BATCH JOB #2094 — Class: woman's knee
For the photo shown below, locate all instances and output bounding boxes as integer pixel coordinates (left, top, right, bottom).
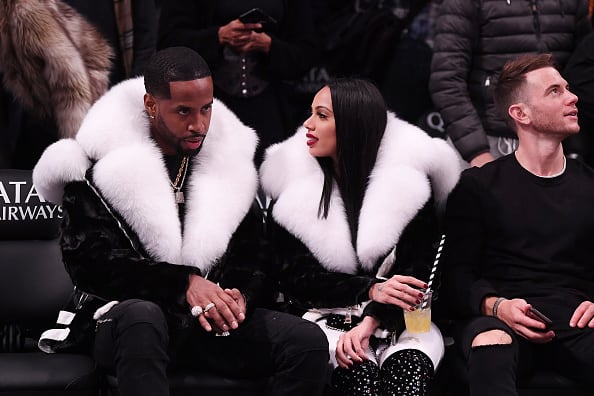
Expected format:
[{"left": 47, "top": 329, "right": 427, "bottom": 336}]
[
  {"left": 379, "top": 349, "right": 434, "bottom": 395},
  {"left": 471, "top": 329, "right": 512, "bottom": 347},
  {"left": 332, "top": 360, "right": 379, "bottom": 396}
]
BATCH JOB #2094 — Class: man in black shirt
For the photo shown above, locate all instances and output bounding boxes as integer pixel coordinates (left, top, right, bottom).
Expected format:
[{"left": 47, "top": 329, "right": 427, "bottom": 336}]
[{"left": 444, "top": 53, "right": 594, "bottom": 396}]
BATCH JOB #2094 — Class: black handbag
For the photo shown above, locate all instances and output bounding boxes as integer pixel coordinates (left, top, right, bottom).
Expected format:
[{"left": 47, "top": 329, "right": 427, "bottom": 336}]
[{"left": 324, "top": 313, "right": 362, "bottom": 332}]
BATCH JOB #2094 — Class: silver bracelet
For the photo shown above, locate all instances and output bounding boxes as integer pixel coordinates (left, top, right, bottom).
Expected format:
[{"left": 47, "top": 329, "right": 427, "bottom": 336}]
[{"left": 492, "top": 297, "right": 506, "bottom": 318}]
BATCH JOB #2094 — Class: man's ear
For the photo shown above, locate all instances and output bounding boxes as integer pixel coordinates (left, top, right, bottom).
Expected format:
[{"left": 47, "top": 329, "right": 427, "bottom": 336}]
[
  {"left": 144, "top": 93, "right": 157, "bottom": 118},
  {"left": 509, "top": 103, "right": 529, "bottom": 125}
]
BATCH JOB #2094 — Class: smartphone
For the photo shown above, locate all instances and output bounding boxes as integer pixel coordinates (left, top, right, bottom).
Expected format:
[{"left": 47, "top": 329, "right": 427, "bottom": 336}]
[
  {"left": 238, "top": 8, "right": 277, "bottom": 25},
  {"left": 528, "top": 307, "right": 553, "bottom": 329}
]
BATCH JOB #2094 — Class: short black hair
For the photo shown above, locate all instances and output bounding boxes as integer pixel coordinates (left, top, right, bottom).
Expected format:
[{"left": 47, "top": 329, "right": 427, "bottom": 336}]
[{"left": 144, "top": 47, "right": 211, "bottom": 99}]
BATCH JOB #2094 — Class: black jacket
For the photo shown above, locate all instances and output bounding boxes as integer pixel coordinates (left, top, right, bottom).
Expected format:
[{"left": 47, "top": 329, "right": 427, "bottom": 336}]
[
  {"left": 59, "top": 178, "right": 272, "bottom": 326},
  {"left": 259, "top": 114, "right": 462, "bottom": 330},
  {"left": 430, "top": 0, "right": 591, "bottom": 161},
  {"left": 33, "top": 78, "right": 271, "bottom": 332}
]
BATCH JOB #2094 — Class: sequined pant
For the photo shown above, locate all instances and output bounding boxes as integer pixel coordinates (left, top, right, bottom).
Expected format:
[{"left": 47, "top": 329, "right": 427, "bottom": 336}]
[{"left": 331, "top": 349, "right": 435, "bottom": 396}]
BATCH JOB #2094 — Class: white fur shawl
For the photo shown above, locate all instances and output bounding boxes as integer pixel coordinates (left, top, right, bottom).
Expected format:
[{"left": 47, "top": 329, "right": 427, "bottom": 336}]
[
  {"left": 259, "top": 114, "right": 461, "bottom": 274},
  {"left": 33, "top": 77, "right": 259, "bottom": 273}
]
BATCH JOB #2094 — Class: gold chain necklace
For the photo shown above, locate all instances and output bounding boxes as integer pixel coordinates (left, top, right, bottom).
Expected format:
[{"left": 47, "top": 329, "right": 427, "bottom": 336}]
[{"left": 171, "top": 156, "right": 189, "bottom": 204}]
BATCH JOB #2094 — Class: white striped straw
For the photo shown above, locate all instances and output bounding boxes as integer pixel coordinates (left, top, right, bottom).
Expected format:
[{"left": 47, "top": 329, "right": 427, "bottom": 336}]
[{"left": 421, "top": 234, "right": 446, "bottom": 309}]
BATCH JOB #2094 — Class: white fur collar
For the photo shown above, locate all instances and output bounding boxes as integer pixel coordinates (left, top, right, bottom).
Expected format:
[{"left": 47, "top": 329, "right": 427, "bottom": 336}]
[
  {"left": 260, "top": 113, "right": 461, "bottom": 274},
  {"left": 34, "top": 77, "right": 258, "bottom": 273}
]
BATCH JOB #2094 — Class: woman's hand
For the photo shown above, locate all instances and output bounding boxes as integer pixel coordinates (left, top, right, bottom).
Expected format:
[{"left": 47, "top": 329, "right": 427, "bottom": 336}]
[
  {"left": 335, "top": 316, "right": 379, "bottom": 368},
  {"left": 224, "top": 288, "right": 247, "bottom": 318},
  {"left": 369, "top": 275, "right": 427, "bottom": 310},
  {"left": 218, "top": 19, "right": 262, "bottom": 49}
]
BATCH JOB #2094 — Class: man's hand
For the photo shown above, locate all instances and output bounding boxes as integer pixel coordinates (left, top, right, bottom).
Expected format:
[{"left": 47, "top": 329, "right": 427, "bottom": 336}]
[
  {"left": 369, "top": 275, "right": 427, "bottom": 311},
  {"left": 335, "top": 316, "right": 379, "bottom": 368},
  {"left": 569, "top": 301, "right": 594, "bottom": 328},
  {"left": 186, "top": 274, "right": 245, "bottom": 333},
  {"left": 469, "top": 152, "right": 495, "bottom": 167},
  {"left": 496, "top": 298, "right": 555, "bottom": 343}
]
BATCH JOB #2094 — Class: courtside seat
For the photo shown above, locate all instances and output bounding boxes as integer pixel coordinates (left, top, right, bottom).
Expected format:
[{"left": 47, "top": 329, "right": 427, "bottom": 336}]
[
  {"left": 107, "top": 373, "right": 267, "bottom": 396},
  {"left": 517, "top": 371, "right": 590, "bottom": 396},
  {"left": 0, "top": 353, "right": 99, "bottom": 396},
  {"left": 0, "top": 169, "right": 102, "bottom": 395}
]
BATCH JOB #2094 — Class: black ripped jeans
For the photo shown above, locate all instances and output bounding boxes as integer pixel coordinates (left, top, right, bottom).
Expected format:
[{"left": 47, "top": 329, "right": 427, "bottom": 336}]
[
  {"left": 94, "top": 299, "right": 329, "bottom": 396},
  {"left": 459, "top": 314, "right": 594, "bottom": 396}
]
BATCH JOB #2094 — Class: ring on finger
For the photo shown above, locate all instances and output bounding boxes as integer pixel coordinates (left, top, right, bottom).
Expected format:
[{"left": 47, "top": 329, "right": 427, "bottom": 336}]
[
  {"left": 190, "top": 305, "right": 203, "bottom": 317},
  {"left": 204, "top": 302, "right": 216, "bottom": 313}
]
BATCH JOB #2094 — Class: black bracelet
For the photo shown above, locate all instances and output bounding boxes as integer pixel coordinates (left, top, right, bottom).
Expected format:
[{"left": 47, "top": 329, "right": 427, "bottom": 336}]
[{"left": 492, "top": 297, "right": 506, "bottom": 318}]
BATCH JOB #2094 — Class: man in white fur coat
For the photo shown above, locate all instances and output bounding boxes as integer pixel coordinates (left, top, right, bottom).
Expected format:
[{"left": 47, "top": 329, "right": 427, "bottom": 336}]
[{"left": 32, "top": 47, "right": 329, "bottom": 396}]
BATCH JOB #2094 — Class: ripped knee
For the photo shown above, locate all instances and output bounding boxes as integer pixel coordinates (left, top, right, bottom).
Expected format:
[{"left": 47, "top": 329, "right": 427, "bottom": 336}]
[{"left": 471, "top": 329, "right": 512, "bottom": 347}]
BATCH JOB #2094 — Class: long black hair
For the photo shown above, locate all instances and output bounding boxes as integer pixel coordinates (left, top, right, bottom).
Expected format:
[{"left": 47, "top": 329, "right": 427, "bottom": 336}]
[{"left": 317, "top": 78, "right": 387, "bottom": 247}]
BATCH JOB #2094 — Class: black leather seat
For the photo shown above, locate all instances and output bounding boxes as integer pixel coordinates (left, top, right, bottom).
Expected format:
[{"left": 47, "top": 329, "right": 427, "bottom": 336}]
[
  {"left": 0, "top": 169, "right": 102, "bottom": 395},
  {"left": 107, "top": 373, "right": 267, "bottom": 396}
]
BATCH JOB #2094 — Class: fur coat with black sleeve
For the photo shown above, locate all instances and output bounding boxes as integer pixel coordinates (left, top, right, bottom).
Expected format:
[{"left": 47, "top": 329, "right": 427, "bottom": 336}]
[
  {"left": 259, "top": 115, "right": 462, "bottom": 330},
  {"left": 33, "top": 77, "right": 272, "bottom": 329},
  {"left": 0, "top": 0, "right": 113, "bottom": 139}
]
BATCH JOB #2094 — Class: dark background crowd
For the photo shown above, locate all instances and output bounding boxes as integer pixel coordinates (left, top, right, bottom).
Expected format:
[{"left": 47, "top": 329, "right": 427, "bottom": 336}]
[{"left": 0, "top": 0, "right": 592, "bottom": 167}]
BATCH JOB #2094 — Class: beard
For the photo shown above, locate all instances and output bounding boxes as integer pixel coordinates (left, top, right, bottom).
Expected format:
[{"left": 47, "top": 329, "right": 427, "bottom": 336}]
[
  {"left": 530, "top": 109, "right": 580, "bottom": 138},
  {"left": 155, "top": 115, "right": 206, "bottom": 157}
]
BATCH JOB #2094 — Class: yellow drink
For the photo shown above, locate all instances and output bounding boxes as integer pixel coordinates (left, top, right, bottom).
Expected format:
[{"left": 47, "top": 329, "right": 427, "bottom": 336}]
[{"left": 403, "top": 308, "right": 431, "bottom": 333}]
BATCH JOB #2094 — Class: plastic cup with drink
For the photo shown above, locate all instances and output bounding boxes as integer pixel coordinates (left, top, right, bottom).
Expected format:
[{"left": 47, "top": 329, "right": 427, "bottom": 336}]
[
  {"left": 403, "top": 289, "right": 432, "bottom": 333},
  {"left": 403, "top": 234, "right": 444, "bottom": 334}
]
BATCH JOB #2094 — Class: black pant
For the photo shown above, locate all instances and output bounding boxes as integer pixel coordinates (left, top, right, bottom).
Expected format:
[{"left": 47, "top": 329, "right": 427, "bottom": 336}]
[
  {"left": 94, "top": 299, "right": 329, "bottom": 396},
  {"left": 459, "top": 314, "right": 594, "bottom": 396}
]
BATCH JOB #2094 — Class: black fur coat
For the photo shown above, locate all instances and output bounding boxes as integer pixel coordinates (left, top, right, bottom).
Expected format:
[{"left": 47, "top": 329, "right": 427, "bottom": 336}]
[
  {"left": 33, "top": 78, "right": 273, "bottom": 329},
  {"left": 260, "top": 115, "right": 462, "bottom": 330}
]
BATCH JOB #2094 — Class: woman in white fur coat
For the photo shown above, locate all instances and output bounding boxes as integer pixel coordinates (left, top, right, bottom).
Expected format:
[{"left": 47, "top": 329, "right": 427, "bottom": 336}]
[{"left": 259, "top": 79, "right": 462, "bottom": 395}]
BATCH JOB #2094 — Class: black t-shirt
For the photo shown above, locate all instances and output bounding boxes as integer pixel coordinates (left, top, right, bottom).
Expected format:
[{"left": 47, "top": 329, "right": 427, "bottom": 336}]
[{"left": 445, "top": 154, "right": 594, "bottom": 316}]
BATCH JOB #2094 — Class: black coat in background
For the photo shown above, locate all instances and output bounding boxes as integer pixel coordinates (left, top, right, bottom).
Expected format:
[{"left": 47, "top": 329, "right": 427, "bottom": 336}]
[
  {"left": 158, "top": 0, "right": 319, "bottom": 163},
  {"left": 430, "top": 0, "right": 591, "bottom": 162},
  {"left": 565, "top": 31, "right": 594, "bottom": 167}
]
